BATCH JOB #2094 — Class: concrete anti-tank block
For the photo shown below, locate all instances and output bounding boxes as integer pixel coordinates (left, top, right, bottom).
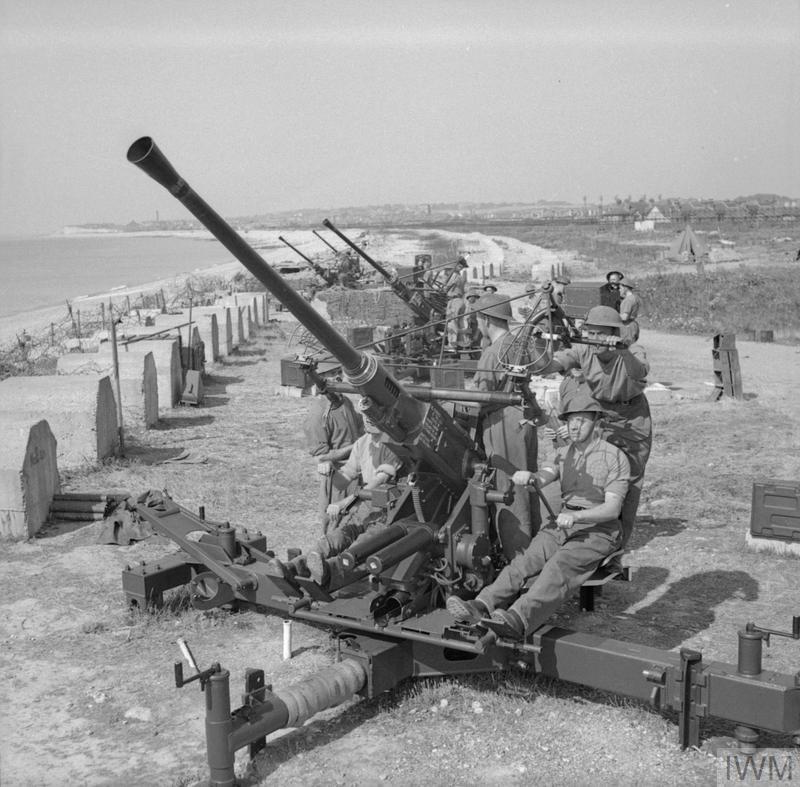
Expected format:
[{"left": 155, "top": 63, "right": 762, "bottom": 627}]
[
  {"left": 56, "top": 351, "right": 159, "bottom": 428},
  {"left": 0, "top": 417, "right": 60, "bottom": 539},
  {"left": 0, "top": 376, "right": 118, "bottom": 468}
]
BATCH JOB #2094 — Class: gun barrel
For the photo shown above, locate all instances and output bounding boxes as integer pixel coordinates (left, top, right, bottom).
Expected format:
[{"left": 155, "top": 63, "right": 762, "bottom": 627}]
[
  {"left": 365, "top": 525, "right": 436, "bottom": 575},
  {"left": 327, "top": 381, "right": 523, "bottom": 407},
  {"left": 279, "top": 236, "right": 335, "bottom": 285},
  {"left": 313, "top": 229, "right": 339, "bottom": 253},
  {"left": 126, "top": 137, "right": 406, "bottom": 426},
  {"left": 278, "top": 235, "right": 315, "bottom": 267},
  {"left": 340, "top": 523, "right": 409, "bottom": 569}
]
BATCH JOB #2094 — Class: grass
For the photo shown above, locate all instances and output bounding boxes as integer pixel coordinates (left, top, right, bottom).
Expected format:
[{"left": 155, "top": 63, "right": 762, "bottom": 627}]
[
  {"left": 637, "top": 266, "right": 800, "bottom": 337},
  {"left": 4, "top": 232, "right": 800, "bottom": 784}
]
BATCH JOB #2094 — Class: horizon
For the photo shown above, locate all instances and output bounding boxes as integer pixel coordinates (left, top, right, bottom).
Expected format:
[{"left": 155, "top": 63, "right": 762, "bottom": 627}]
[{"left": 1, "top": 1, "right": 798, "bottom": 236}]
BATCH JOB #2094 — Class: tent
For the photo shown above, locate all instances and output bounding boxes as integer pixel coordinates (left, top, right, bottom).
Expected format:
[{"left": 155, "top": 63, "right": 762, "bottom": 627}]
[{"left": 668, "top": 225, "right": 707, "bottom": 261}]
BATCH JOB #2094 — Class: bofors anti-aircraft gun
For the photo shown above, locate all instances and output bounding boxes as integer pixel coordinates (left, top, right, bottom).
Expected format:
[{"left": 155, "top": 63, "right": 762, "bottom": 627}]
[
  {"left": 125, "top": 137, "right": 800, "bottom": 787},
  {"left": 277, "top": 235, "right": 339, "bottom": 287}
]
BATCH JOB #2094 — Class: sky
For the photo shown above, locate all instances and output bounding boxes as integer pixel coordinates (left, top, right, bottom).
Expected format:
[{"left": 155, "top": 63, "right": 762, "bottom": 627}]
[{"left": 1, "top": 0, "right": 798, "bottom": 236}]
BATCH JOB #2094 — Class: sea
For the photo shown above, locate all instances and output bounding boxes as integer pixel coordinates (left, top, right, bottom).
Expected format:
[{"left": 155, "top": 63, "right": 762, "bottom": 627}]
[{"left": 0, "top": 234, "right": 243, "bottom": 319}]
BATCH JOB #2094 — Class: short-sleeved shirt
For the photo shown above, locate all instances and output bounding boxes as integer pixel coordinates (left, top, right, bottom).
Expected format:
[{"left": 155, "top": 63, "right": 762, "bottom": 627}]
[
  {"left": 304, "top": 396, "right": 363, "bottom": 458},
  {"left": 619, "top": 292, "right": 640, "bottom": 322},
  {"left": 552, "top": 343, "right": 649, "bottom": 404},
  {"left": 552, "top": 437, "right": 631, "bottom": 509},
  {"left": 339, "top": 433, "right": 402, "bottom": 485}
]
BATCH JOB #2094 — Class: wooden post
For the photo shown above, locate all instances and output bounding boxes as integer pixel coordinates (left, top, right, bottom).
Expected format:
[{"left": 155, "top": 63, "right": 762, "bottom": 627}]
[
  {"left": 100, "top": 301, "right": 106, "bottom": 332},
  {"left": 187, "top": 299, "right": 194, "bottom": 371},
  {"left": 160, "top": 288, "right": 167, "bottom": 313},
  {"left": 126, "top": 295, "right": 131, "bottom": 315},
  {"left": 109, "top": 316, "right": 125, "bottom": 456},
  {"left": 50, "top": 323, "right": 56, "bottom": 346},
  {"left": 75, "top": 310, "right": 82, "bottom": 340}
]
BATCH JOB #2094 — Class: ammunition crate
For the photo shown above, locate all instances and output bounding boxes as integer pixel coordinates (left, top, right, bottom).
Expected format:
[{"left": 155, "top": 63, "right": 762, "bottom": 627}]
[
  {"left": 280, "top": 356, "right": 311, "bottom": 389},
  {"left": 347, "top": 326, "right": 375, "bottom": 347},
  {"left": 280, "top": 356, "right": 340, "bottom": 389},
  {"left": 750, "top": 481, "right": 800, "bottom": 541},
  {"left": 431, "top": 363, "right": 464, "bottom": 388},
  {"left": 562, "top": 283, "right": 605, "bottom": 320}
]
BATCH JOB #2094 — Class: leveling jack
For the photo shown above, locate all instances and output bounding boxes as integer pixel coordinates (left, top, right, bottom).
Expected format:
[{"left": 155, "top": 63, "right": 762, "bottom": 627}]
[{"left": 174, "top": 637, "right": 371, "bottom": 787}]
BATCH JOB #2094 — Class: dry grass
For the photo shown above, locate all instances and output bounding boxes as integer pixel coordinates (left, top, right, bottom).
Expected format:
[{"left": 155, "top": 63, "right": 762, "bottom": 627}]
[{"left": 2, "top": 315, "right": 800, "bottom": 785}]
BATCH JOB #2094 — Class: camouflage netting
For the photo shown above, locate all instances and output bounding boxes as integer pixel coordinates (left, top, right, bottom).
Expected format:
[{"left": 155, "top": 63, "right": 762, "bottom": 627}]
[{"left": 319, "top": 288, "right": 415, "bottom": 327}]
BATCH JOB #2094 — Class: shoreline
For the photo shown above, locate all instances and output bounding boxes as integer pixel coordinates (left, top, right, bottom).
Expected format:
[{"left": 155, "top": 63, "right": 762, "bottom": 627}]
[
  {"left": 0, "top": 226, "right": 577, "bottom": 347},
  {"left": 0, "top": 257, "right": 244, "bottom": 347}
]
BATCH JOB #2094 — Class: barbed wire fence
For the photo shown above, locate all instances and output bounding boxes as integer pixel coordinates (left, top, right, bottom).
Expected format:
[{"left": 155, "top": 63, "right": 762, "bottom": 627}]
[{"left": 0, "top": 270, "right": 266, "bottom": 381}]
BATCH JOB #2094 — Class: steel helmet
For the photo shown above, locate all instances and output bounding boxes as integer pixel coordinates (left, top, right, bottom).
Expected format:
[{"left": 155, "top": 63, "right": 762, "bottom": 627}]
[
  {"left": 585, "top": 305, "right": 624, "bottom": 328},
  {"left": 476, "top": 293, "right": 512, "bottom": 321},
  {"left": 558, "top": 387, "right": 606, "bottom": 420}
]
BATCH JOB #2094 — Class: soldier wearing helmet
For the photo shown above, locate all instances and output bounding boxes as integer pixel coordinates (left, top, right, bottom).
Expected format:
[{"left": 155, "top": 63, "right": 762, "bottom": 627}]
[
  {"left": 532, "top": 303, "right": 651, "bottom": 548},
  {"left": 446, "top": 384, "right": 631, "bottom": 641},
  {"left": 472, "top": 293, "right": 540, "bottom": 553},
  {"left": 600, "top": 270, "right": 624, "bottom": 311}
]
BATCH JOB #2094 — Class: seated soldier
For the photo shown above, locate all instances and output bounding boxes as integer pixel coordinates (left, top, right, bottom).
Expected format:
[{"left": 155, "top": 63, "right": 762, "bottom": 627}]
[
  {"left": 446, "top": 385, "right": 630, "bottom": 641},
  {"left": 272, "top": 405, "right": 403, "bottom": 587}
]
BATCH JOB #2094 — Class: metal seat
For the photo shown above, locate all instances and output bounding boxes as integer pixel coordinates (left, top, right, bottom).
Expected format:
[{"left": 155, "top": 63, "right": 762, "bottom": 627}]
[{"left": 579, "top": 549, "right": 630, "bottom": 612}]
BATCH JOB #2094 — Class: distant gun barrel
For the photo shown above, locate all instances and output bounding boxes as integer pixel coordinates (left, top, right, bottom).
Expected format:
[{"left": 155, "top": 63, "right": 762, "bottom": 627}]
[
  {"left": 278, "top": 235, "right": 337, "bottom": 286},
  {"left": 313, "top": 229, "right": 339, "bottom": 254},
  {"left": 322, "top": 219, "right": 439, "bottom": 321}
]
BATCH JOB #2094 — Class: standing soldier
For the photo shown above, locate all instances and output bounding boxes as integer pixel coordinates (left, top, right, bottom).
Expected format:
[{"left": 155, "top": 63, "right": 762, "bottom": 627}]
[
  {"left": 473, "top": 293, "right": 540, "bottom": 554},
  {"left": 303, "top": 389, "right": 364, "bottom": 533},
  {"left": 464, "top": 287, "right": 482, "bottom": 351},
  {"left": 444, "top": 258, "right": 468, "bottom": 351},
  {"left": 618, "top": 280, "right": 641, "bottom": 344},
  {"left": 599, "top": 270, "right": 624, "bottom": 311}
]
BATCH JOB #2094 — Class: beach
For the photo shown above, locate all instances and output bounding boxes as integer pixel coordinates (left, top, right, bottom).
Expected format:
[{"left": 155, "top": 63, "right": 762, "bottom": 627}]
[{"left": 0, "top": 227, "right": 577, "bottom": 347}]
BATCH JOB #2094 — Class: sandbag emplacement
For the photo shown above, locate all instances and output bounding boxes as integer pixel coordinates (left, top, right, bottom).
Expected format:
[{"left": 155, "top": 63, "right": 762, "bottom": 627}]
[
  {"left": 0, "top": 375, "right": 119, "bottom": 468},
  {"left": 0, "top": 417, "right": 60, "bottom": 539},
  {"left": 56, "top": 350, "right": 159, "bottom": 428}
]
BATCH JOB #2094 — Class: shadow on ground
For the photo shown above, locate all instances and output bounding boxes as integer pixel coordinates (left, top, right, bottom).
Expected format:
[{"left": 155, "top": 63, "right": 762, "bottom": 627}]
[{"left": 624, "top": 569, "right": 759, "bottom": 649}]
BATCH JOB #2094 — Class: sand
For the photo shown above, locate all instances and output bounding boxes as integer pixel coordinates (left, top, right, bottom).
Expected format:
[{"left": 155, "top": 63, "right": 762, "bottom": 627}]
[{"left": 1, "top": 227, "right": 577, "bottom": 348}]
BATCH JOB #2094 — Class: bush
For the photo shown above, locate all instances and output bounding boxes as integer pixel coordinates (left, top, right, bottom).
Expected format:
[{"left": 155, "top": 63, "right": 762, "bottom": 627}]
[{"left": 638, "top": 266, "right": 800, "bottom": 337}]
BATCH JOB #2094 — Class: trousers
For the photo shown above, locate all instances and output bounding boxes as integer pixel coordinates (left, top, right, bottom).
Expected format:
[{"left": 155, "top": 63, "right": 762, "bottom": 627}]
[{"left": 476, "top": 520, "right": 620, "bottom": 634}]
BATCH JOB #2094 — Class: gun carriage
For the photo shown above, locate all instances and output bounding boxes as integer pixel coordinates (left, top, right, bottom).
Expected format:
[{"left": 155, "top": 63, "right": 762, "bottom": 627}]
[{"left": 125, "top": 137, "right": 800, "bottom": 787}]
